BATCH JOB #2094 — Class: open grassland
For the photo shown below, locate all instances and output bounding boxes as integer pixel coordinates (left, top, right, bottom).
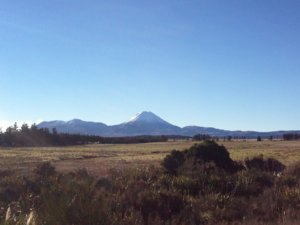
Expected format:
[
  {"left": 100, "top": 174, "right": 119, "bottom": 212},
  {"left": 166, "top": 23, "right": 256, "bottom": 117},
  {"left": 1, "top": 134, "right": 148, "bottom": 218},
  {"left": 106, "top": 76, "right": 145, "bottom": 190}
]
[
  {"left": 3, "top": 140, "right": 300, "bottom": 224},
  {"left": 222, "top": 139, "right": 300, "bottom": 164},
  {"left": 0, "top": 141, "right": 195, "bottom": 176},
  {"left": 1, "top": 139, "right": 300, "bottom": 175}
]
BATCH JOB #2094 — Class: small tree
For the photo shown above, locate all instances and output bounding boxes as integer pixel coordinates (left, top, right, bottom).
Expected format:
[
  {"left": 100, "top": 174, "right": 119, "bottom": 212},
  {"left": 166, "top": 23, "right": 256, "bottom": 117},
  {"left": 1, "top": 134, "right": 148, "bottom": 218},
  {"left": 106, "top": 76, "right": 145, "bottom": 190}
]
[
  {"left": 227, "top": 136, "right": 232, "bottom": 141},
  {"left": 4, "top": 126, "right": 14, "bottom": 146},
  {"left": 269, "top": 135, "right": 273, "bottom": 141},
  {"left": 257, "top": 136, "right": 262, "bottom": 141}
]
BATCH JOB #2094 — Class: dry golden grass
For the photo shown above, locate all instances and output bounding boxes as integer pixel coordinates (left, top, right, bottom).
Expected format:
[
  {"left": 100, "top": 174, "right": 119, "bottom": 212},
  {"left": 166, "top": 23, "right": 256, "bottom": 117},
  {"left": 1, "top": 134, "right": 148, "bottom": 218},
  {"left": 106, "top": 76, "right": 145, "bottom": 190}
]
[
  {"left": 222, "top": 139, "right": 300, "bottom": 165},
  {"left": 0, "top": 141, "right": 195, "bottom": 176},
  {"left": 1, "top": 139, "right": 300, "bottom": 175}
]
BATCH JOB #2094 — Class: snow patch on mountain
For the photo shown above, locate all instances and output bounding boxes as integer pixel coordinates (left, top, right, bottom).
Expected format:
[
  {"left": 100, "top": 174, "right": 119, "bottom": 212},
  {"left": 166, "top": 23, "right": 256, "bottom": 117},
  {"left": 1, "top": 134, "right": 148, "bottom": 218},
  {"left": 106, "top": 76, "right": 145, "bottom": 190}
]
[{"left": 124, "top": 111, "right": 171, "bottom": 125}]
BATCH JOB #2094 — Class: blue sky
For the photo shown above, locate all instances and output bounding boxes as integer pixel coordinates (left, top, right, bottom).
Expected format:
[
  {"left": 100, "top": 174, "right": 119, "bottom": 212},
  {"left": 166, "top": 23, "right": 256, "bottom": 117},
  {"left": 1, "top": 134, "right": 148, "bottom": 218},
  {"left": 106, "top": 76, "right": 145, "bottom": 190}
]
[{"left": 1, "top": 0, "right": 300, "bottom": 132}]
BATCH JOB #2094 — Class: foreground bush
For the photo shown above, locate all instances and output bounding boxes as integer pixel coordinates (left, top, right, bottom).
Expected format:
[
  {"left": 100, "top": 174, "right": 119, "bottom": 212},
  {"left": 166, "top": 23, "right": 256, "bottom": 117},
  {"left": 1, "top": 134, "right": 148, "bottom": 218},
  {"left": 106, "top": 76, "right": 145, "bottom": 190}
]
[
  {"left": 161, "top": 140, "right": 245, "bottom": 174},
  {"left": 161, "top": 150, "right": 185, "bottom": 175},
  {"left": 1, "top": 142, "right": 300, "bottom": 224},
  {"left": 245, "top": 154, "right": 285, "bottom": 173}
]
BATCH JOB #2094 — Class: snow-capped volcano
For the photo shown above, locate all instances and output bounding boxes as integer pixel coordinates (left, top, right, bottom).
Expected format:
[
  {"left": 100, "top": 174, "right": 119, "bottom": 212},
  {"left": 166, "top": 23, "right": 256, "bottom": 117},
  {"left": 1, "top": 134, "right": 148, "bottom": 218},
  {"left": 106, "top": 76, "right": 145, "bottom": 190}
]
[
  {"left": 124, "top": 111, "right": 171, "bottom": 125},
  {"left": 37, "top": 111, "right": 299, "bottom": 137},
  {"left": 37, "top": 111, "right": 181, "bottom": 136}
]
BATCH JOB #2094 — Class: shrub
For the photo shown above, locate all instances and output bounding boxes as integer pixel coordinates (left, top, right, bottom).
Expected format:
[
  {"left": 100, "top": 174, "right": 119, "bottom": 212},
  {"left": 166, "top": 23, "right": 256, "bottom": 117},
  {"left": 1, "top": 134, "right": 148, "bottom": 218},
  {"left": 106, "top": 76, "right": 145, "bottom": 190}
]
[
  {"left": 279, "top": 175, "right": 298, "bottom": 188},
  {"left": 161, "top": 150, "right": 185, "bottom": 175},
  {"left": 255, "top": 172, "right": 274, "bottom": 188},
  {"left": 233, "top": 170, "right": 264, "bottom": 197},
  {"left": 186, "top": 140, "right": 235, "bottom": 172},
  {"left": 245, "top": 155, "right": 265, "bottom": 171},
  {"left": 245, "top": 155, "right": 285, "bottom": 173},
  {"left": 265, "top": 157, "right": 285, "bottom": 173},
  {"left": 33, "top": 162, "right": 56, "bottom": 178},
  {"left": 221, "top": 197, "right": 249, "bottom": 222},
  {"left": 289, "top": 162, "right": 300, "bottom": 178},
  {"left": 135, "top": 190, "right": 184, "bottom": 222},
  {"left": 95, "top": 178, "right": 111, "bottom": 190}
]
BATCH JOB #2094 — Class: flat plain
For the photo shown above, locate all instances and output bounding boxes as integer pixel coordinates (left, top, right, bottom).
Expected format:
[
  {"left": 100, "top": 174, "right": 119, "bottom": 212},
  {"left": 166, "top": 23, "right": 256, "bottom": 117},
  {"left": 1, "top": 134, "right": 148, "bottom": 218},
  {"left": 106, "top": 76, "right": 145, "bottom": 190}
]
[{"left": 1, "top": 139, "right": 300, "bottom": 176}]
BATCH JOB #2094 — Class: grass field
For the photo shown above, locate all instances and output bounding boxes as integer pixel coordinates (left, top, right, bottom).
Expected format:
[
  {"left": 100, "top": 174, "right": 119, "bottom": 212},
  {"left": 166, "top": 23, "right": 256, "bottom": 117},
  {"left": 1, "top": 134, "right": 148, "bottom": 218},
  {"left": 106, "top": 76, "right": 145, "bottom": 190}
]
[
  {"left": 1, "top": 139, "right": 300, "bottom": 176},
  {"left": 2, "top": 139, "right": 300, "bottom": 224}
]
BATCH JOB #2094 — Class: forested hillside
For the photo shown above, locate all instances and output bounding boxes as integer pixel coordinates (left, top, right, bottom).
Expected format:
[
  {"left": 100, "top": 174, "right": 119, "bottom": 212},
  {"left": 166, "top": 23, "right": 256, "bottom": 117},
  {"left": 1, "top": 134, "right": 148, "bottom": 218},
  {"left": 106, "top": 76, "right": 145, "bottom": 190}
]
[{"left": 0, "top": 123, "right": 168, "bottom": 146}]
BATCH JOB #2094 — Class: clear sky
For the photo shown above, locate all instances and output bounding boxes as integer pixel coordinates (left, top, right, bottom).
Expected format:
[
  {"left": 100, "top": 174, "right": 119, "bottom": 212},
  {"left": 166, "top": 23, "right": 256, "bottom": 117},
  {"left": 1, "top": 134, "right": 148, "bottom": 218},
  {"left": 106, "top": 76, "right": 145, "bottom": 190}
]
[{"left": 1, "top": 0, "right": 300, "bottom": 132}]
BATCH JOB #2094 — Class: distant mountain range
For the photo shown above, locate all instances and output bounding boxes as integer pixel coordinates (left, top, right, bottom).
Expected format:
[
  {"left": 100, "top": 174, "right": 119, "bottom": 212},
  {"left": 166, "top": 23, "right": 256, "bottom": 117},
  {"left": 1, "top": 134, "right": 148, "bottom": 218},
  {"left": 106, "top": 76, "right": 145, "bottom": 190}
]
[{"left": 37, "top": 111, "right": 300, "bottom": 138}]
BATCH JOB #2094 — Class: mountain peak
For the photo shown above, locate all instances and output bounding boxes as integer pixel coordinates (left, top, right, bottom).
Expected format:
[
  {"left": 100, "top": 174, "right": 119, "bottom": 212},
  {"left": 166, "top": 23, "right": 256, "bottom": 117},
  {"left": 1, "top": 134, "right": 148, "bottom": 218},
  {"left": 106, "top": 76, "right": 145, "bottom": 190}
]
[
  {"left": 67, "top": 118, "right": 83, "bottom": 123},
  {"left": 124, "top": 111, "right": 171, "bottom": 125}
]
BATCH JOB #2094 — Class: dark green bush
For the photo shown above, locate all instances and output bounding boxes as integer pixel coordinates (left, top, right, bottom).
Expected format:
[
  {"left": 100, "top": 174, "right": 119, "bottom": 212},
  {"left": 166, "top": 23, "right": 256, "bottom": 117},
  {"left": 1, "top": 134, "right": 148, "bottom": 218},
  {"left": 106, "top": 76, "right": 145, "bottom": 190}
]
[
  {"left": 265, "top": 157, "right": 285, "bottom": 172},
  {"left": 245, "top": 155, "right": 285, "bottom": 173},
  {"left": 186, "top": 140, "right": 243, "bottom": 173},
  {"left": 245, "top": 154, "right": 265, "bottom": 171},
  {"left": 161, "top": 150, "right": 185, "bottom": 175}
]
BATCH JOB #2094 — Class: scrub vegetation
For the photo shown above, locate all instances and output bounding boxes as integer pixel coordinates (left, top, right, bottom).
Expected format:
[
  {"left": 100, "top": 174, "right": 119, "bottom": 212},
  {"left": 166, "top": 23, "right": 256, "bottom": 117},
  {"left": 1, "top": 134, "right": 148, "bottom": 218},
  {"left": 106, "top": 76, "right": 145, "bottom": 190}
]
[{"left": 1, "top": 140, "right": 300, "bottom": 224}]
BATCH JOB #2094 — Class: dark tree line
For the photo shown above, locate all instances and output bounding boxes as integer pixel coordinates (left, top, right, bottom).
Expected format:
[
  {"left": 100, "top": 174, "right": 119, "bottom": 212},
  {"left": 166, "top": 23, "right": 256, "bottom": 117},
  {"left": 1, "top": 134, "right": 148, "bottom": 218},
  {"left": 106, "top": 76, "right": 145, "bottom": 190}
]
[
  {"left": 282, "top": 133, "right": 300, "bottom": 141},
  {"left": 166, "top": 135, "right": 190, "bottom": 140},
  {"left": 232, "top": 136, "right": 246, "bottom": 139},
  {"left": 193, "top": 134, "right": 212, "bottom": 141},
  {"left": 0, "top": 123, "right": 168, "bottom": 147},
  {"left": 193, "top": 134, "right": 219, "bottom": 141}
]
